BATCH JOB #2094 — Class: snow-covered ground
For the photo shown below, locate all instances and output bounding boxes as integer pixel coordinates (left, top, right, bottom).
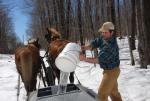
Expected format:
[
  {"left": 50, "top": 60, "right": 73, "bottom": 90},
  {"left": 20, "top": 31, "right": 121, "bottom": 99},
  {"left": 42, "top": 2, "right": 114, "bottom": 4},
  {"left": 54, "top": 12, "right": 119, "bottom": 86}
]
[{"left": 1, "top": 37, "right": 150, "bottom": 101}]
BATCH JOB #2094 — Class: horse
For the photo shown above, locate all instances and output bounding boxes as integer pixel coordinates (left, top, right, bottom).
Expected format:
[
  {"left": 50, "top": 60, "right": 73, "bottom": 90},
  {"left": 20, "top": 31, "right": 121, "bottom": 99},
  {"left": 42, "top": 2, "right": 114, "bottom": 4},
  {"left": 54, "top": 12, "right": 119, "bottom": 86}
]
[
  {"left": 45, "top": 28, "right": 74, "bottom": 84},
  {"left": 15, "top": 38, "right": 41, "bottom": 95}
]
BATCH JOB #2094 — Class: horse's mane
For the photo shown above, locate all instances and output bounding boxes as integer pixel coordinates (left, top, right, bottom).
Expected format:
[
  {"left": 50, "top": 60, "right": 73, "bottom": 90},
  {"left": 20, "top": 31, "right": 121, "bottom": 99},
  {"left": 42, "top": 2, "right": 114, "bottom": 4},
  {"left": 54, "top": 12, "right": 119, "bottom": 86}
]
[
  {"left": 27, "top": 38, "right": 41, "bottom": 49},
  {"left": 45, "top": 27, "right": 61, "bottom": 42}
]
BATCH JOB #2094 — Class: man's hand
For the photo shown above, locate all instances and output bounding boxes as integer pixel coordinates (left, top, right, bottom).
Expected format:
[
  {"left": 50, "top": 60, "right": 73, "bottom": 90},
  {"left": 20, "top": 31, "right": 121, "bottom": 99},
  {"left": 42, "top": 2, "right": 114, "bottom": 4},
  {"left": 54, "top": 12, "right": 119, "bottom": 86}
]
[
  {"left": 79, "top": 53, "right": 98, "bottom": 64},
  {"left": 79, "top": 53, "right": 86, "bottom": 61},
  {"left": 81, "top": 44, "right": 93, "bottom": 51}
]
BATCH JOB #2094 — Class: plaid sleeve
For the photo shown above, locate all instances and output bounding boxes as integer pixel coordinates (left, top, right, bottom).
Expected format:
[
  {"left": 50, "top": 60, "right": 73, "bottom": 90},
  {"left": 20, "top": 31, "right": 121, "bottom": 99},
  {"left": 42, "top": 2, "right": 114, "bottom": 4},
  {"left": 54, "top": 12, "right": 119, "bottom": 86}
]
[{"left": 90, "top": 37, "right": 102, "bottom": 49}]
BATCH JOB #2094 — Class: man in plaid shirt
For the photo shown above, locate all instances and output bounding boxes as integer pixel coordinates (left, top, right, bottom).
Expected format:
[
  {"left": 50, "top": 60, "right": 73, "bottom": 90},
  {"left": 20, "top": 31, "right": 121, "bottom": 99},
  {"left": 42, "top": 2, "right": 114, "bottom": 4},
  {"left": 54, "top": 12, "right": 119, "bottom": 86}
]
[{"left": 80, "top": 22, "right": 122, "bottom": 101}]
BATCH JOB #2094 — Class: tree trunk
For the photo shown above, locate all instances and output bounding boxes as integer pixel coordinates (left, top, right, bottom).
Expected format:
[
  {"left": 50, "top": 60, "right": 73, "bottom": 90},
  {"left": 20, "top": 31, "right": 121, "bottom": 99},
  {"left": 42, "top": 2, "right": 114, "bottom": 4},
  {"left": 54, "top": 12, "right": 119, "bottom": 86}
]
[
  {"left": 135, "top": 0, "right": 146, "bottom": 68},
  {"left": 117, "top": 0, "right": 122, "bottom": 38},
  {"left": 143, "top": 0, "right": 150, "bottom": 66},
  {"left": 130, "top": 0, "right": 136, "bottom": 51},
  {"left": 56, "top": 0, "right": 66, "bottom": 39},
  {"left": 124, "top": 0, "right": 135, "bottom": 66}
]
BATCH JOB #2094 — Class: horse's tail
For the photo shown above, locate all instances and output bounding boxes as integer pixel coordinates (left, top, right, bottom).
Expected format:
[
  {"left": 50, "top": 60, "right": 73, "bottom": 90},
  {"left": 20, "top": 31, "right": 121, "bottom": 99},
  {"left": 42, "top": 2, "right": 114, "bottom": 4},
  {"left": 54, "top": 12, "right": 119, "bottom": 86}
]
[{"left": 20, "top": 50, "right": 33, "bottom": 93}]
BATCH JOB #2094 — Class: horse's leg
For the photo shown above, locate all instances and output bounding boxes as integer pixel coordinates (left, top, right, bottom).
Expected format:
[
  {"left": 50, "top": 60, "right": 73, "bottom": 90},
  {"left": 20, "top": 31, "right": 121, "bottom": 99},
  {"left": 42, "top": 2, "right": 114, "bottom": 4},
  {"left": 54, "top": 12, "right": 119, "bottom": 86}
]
[
  {"left": 31, "top": 72, "right": 37, "bottom": 91},
  {"left": 51, "top": 60, "right": 60, "bottom": 84},
  {"left": 17, "top": 74, "right": 20, "bottom": 101},
  {"left": 20, "top": 51, "right": 33, "bottom": 93},
  {"left": 69, "top": 72, "right": 74, "bottom": 84},
  {"left": 26, "top": 95, "right": 29, "bottom": 101},
  {"left": 47, "top": 66, "right": 56, "bottom": 86},
  {"left": 55, "top": 68, "right": 60, "bottom": 84}
]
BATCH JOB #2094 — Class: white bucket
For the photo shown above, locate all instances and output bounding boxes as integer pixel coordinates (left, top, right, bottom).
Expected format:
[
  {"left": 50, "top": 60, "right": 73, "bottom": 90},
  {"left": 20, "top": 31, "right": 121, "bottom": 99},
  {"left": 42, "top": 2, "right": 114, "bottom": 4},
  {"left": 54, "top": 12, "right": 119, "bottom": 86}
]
[{"left": 55, "top": 43, "right": 81, "bottom": 72}]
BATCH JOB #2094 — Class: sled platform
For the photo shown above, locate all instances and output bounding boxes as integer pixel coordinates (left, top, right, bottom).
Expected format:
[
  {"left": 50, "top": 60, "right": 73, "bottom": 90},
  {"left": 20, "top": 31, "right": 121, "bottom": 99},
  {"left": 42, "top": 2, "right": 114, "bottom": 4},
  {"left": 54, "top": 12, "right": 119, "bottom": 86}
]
[{"left": 29, "top": 84, "right": 98, "bottom": 101}]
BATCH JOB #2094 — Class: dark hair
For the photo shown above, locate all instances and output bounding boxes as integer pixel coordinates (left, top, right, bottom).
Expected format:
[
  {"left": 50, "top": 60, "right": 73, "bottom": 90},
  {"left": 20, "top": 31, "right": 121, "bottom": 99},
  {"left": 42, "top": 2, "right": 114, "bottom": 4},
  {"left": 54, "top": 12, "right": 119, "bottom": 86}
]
[
  {"left": 109, "top": 30, "right": 116, "bottom": 37},
  {"left": 109, "top": 30, "right": 114, "bottom": 33}
]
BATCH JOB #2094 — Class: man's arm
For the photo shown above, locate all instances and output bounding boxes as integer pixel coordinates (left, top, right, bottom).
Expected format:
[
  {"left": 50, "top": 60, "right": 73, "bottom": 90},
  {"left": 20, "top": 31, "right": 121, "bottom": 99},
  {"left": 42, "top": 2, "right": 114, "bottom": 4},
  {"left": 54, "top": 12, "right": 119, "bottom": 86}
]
[
  {"left": 79, "top": 53, "right": 98, "bottom": 64},
  {"left": 81, "top": 44, "right": 93, "bottom": 50}
]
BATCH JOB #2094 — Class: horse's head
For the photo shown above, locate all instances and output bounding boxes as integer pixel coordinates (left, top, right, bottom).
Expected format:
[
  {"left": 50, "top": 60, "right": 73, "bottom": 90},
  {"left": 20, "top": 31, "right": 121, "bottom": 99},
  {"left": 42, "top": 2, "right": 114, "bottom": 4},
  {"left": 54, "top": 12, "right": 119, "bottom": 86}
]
[
  {"left": 45, "top": 27, "right": 61, "bottom": 43},
  {"left": 28, "top": 38, "right": 41, "bottom": 49}
]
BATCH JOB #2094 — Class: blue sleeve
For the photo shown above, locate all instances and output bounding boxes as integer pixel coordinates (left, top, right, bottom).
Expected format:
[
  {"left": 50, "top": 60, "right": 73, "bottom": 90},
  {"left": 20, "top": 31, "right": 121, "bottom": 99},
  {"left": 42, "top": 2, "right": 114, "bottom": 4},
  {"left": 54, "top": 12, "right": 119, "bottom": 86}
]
[{"left": 90, "top": 37, "right": 102, "bottom": 49}]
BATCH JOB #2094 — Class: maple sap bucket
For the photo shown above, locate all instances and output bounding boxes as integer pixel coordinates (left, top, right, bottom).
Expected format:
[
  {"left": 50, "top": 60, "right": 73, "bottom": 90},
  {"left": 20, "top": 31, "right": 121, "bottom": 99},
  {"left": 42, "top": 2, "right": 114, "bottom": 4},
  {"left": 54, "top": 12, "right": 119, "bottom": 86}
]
[{"left": 55, "top": 43, "right": 81, "bottom": 72}]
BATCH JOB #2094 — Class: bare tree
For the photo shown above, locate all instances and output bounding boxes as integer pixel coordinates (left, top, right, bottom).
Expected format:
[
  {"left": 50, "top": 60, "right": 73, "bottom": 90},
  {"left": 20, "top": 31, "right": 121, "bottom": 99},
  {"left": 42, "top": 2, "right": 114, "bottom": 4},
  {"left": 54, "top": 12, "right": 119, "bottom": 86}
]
[
  {"left": 141, "top": 0, "right": 150, "bottom": 68},
  {"left": 22, "top": 0, "right": 150, "bottom": 68},
  {"left": 0, "top": 1, "right": 18, "bottom": 53}
]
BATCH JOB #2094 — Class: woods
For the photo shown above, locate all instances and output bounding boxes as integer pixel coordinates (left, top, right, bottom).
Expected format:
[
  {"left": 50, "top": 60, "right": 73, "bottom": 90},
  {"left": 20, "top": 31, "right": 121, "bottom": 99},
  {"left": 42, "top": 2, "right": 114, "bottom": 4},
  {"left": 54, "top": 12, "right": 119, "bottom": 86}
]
[
  {"left": 0, "top": 0, "right": 150, "bottom": 68},
  {"left": 0, "top": 1, "right": 20, "bottom": 53}
]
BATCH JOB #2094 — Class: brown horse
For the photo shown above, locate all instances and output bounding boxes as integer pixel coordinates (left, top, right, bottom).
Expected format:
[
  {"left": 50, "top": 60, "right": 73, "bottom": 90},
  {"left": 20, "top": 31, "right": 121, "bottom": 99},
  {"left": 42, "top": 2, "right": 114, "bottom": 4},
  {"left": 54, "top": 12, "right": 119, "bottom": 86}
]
[
  {"left": 15, "top": 38, "right": 41, "bottom": 95},
  {"left": 45, "top": 28, "right": 74, "bottom": 84}
]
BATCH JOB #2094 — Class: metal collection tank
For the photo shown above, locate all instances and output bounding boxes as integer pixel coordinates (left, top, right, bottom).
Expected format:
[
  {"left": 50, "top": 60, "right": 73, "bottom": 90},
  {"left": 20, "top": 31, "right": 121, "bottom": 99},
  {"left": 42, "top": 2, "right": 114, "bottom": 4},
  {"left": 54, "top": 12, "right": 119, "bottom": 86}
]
[{"left": 28, "top": 84, "right": 98, "bottom": 101}]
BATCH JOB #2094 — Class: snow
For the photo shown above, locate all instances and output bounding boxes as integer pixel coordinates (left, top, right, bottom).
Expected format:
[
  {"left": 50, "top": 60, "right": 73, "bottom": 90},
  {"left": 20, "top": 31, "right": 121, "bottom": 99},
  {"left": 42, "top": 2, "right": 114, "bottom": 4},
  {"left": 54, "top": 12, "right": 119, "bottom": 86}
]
[{"left": 0, "top": 37, "right": 150, "bottom": 101}]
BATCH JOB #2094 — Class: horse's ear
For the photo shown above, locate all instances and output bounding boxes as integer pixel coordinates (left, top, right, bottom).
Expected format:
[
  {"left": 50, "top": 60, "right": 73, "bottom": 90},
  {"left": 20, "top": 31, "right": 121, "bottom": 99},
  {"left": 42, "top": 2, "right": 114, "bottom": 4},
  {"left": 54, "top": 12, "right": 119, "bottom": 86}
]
[
  {"left": 46, "top": 27, "right": 51, "bottom": 34},
  {"left": 36, "top": 37, "right": 39, "bottom": 42},
  {"left": 34, "top": 37, "right": 41, "bottom": 49},
  {"left": 28, "top": 38, "right": 39, "bottom": 44}
]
